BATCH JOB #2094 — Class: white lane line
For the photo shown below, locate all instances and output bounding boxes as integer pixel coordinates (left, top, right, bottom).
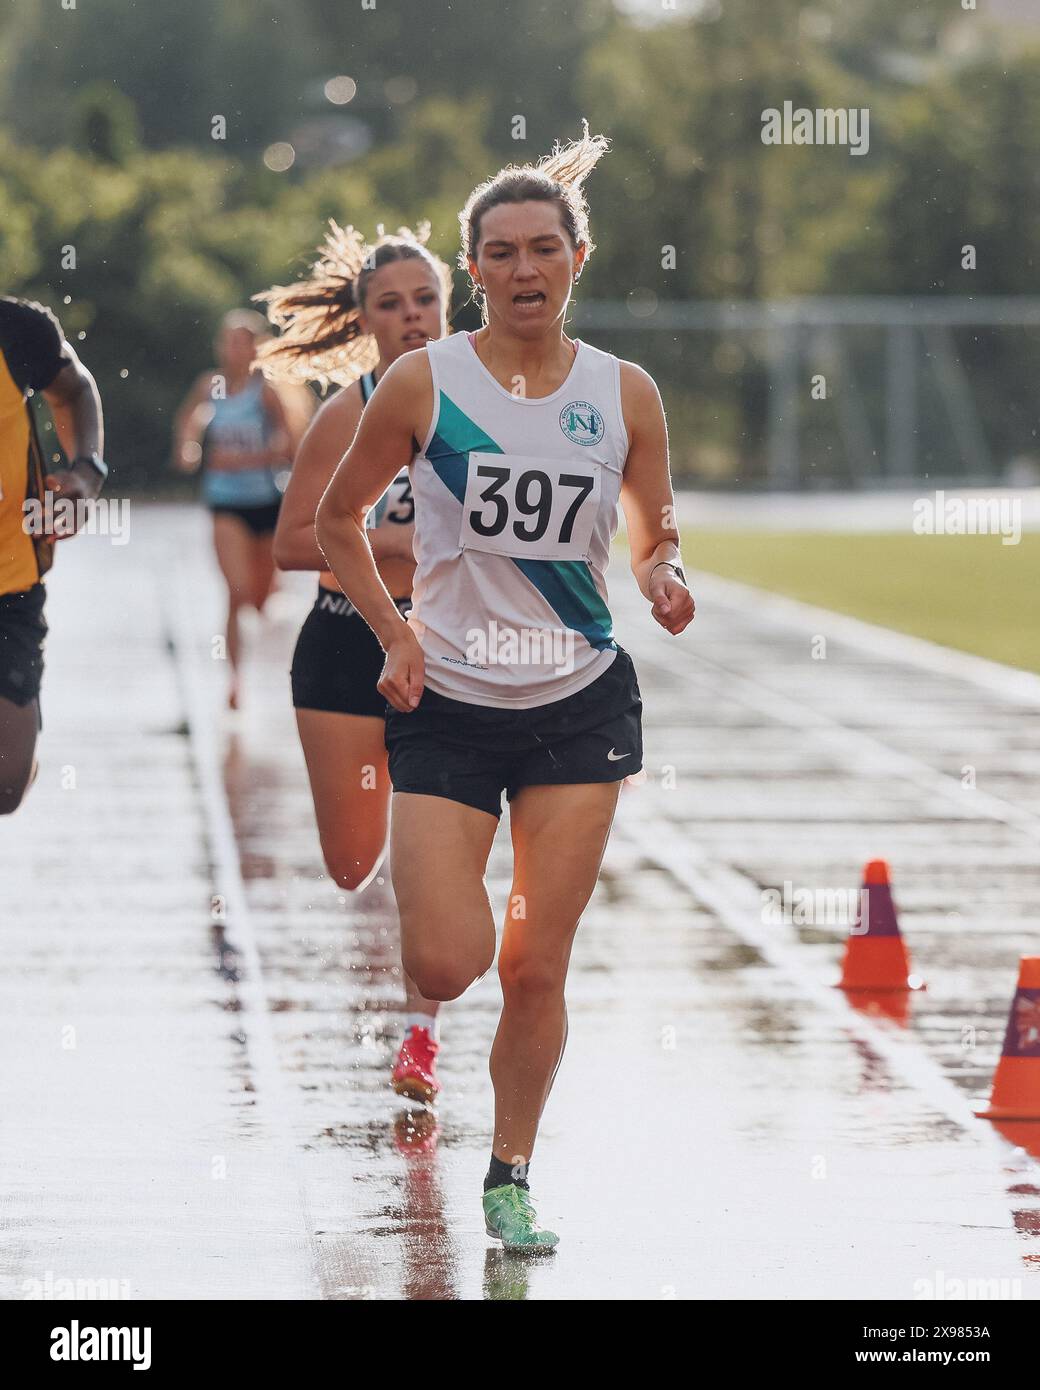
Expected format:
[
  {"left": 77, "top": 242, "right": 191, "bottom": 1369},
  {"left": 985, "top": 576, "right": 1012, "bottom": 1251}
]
[
  {"left": 160, "top": 560, "right": 321, "bottom": 1293},
  {"left": 630, "top": 634, "right": 1040, "bottom": 847},
  {"left": 681, "top": 569, "right": 1040, "bottom": 708},
  {"left": 613, "top": 806, "right": 1024, "bottom": 1162},
  {"left": 673, "top": 487, "right": 1040, "bottom": 543},
  {"left": 611, "top": 577, "right": 1040, "bottom": 1160}
]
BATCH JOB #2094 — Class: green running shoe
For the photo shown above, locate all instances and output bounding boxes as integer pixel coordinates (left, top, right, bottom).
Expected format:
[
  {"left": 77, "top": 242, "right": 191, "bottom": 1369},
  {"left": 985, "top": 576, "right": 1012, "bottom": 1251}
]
[{"left": 482, "top": 1184, "right": 559, "bottom": 1252}]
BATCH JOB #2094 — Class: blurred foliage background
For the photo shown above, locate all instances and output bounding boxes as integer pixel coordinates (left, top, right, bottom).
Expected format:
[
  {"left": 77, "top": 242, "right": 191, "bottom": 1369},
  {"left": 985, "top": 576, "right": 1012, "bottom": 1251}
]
[{"left": 0, "top": 0, "right": 1037, "bottom": 489}]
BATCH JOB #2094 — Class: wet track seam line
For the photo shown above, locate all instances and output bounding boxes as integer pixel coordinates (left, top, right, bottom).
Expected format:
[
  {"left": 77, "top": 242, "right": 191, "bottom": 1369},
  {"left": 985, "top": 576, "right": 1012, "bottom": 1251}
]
[
  {"left": 631, "top": 638, "right": 1040, "bottom": 847},
  {"left": 613, "top": 807, "right": 1017, "bottom": 1162},
  {"left": 159, "top": 561, "right": 323, "bottom": 1297},
  {"left": 685, "top": 569, "right": 1040, "bottom": 708}
]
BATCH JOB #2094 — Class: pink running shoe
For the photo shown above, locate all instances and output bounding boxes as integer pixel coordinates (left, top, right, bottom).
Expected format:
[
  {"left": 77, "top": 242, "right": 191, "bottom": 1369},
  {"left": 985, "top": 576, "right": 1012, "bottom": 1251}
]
[{"left": 392, "top": 1026, "right": 442, "bottom": 1104}]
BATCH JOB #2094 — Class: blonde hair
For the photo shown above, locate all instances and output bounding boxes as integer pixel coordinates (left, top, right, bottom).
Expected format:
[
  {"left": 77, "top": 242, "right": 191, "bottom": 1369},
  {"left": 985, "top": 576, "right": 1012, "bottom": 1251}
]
[
  {"left": 220, "top": 308, "right": 269, "bottom": 339},
  {"left": 254, "top": 221, "right": 452, "bottom": 390},
  {"left": 458, "top": 120, "right": 610, "bottom": 312}
]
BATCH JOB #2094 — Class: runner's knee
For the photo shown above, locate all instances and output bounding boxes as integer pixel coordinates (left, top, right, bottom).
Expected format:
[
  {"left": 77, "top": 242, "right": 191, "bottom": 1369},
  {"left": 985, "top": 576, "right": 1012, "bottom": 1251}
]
[
  {"left": 0, "top": 778, "right": 31, "bottom": 815},
  {"left": 323, "top": 852, "right": 377, "bottom": 893},
  {"left": 499, "top": 951, "right": 566, "bottom": 1004},
  {"left": 320, "top": 823, "right": 386, "bottom": 891},
  {"left": 404, "top": 944, "right": 493, "bottom": 1002}
]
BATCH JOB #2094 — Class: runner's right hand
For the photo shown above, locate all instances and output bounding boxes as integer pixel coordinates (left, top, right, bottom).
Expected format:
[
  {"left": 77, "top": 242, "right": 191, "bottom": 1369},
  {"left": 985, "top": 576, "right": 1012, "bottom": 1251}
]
[{"left": 379, "top": 627, "right": 425, "bottom": 712}]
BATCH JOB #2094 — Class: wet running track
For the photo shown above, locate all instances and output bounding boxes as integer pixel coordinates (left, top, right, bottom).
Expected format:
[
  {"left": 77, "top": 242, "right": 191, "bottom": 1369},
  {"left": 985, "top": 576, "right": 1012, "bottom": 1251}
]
[{"left": 2, "top": 504, "right": 1039, "bottom": 1300}]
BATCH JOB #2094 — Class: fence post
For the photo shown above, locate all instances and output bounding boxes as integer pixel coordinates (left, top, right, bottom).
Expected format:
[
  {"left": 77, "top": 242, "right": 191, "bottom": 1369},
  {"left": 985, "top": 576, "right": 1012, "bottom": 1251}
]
[
  {"left": 767, "top": 312, "right": 800, "bottom": 488},
  {"left": 886, "top": 324, "right": 916, "bottom": 480}
]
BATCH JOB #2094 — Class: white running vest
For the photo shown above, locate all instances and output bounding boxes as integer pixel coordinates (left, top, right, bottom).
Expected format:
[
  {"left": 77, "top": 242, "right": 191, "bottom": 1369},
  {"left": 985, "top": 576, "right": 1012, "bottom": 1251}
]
[{"left": 408, "top": 332, "right": 628, "bottom": 708}]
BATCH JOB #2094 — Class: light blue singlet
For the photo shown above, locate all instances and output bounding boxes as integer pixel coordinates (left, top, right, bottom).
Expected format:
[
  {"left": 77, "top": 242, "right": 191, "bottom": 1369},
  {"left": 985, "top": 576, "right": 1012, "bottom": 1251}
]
[{"left": 202, "top": 374, "right": 283, "bottom": 508}]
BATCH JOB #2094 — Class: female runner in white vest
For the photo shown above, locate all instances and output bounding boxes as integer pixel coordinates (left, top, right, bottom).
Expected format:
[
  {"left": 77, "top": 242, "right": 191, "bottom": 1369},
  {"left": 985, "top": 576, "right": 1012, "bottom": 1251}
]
[{"left": 316, "top": 125, "right": 694, "bottom": 1250}]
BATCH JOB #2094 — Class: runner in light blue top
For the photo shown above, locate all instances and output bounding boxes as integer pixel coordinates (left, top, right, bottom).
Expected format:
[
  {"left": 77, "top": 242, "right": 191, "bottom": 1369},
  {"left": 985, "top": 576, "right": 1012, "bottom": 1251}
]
[{"left": 172, "top": 308, "right": 299, "bottom": 708}]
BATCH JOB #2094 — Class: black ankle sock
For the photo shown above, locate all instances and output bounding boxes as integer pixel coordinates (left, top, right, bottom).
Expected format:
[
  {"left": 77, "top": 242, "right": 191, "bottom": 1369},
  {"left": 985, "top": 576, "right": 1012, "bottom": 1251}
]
[{"left": 484, "top": 1154, "right": 530, "bottom": 1192}]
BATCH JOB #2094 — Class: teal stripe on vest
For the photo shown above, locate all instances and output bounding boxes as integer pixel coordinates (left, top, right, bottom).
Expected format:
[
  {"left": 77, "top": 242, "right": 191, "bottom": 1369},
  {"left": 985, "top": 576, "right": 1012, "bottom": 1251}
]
[
  {"left": 513, "top": 556, "right": 615, "bottom": 650},
  {"left": 429, "top": 390, "right": 616, "bottom": 649},
  {"left": 426, "top": 391, "right": 503, "bottom": 501}
]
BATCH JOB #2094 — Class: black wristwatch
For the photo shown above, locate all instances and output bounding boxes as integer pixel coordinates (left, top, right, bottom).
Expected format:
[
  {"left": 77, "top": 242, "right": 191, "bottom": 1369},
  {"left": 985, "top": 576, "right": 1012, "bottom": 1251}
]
[
  {"left": 72, "top": 452, "right": 109, "bottom": 484},
  {"left": 650, "top": 559, "right": 687, "bottom": 587}
]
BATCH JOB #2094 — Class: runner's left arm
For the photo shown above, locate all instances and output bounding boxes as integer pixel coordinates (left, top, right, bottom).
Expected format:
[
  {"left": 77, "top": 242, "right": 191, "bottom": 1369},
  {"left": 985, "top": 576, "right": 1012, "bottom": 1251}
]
[
  {"left": 274, "top": 384, "right": 363, "bottom": 572},
  {"left": 40, "top": 341, "right": 106, "bottom": 502},
  {"left": 618, "top": 361, "right": 694, "bottom": 635}
]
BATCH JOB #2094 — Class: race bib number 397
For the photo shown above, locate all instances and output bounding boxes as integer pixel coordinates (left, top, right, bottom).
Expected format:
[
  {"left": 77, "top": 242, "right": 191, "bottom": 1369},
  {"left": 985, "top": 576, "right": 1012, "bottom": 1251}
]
[{"left": 459, "top": 452, "right": 601, "bottom": 562}]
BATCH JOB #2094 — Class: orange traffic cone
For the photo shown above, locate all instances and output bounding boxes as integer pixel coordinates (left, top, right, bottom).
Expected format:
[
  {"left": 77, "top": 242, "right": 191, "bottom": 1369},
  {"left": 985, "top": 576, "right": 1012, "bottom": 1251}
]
[
  {"left": 988, "top": 1122, "right": 1040, "bottom": 1161},
  {"left": 975, "top": 958, "right": 1040, "bottom": 1121},
  {"left": 844, "top": 988, "right": 912, "bottom": 1028},
  {"left": 837, "top": 859, "right": 925, "bottom": 992}
]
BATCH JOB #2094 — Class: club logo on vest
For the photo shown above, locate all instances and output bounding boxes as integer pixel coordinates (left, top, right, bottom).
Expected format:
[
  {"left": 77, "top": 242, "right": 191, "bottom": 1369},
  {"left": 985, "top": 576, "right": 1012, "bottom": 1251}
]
[{"left": 560, "top": 401, "right": 605, "bottom": 446}]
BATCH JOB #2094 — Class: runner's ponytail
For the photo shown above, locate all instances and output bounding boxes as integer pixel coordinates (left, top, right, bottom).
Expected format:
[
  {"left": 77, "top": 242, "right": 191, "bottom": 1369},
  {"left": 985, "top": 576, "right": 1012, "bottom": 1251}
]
[{"left": 255, "top": 221, "right": 451, "bottom": 390}]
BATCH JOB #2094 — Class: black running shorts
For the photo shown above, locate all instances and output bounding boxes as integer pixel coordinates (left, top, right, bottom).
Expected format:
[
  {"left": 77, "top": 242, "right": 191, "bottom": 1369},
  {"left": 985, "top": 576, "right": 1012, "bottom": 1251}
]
[
  {"left": 0, "top": 582, "right": 46, "bottom": 710},
  {"left": 384, "top": 647, "right": 643, "bottom": 819},
  {"left": 210, "top": 501, "right": 282, "bottom": 537},
  {"left": 291, "top": 586, "right": 410, "bottom": 719}
]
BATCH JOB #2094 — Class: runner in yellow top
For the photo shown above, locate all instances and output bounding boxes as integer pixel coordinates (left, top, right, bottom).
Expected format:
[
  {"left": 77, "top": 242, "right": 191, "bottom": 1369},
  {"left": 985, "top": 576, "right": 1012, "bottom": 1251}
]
[{"left": 0, "top": 295, "right": 107, "bottom": 814}]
